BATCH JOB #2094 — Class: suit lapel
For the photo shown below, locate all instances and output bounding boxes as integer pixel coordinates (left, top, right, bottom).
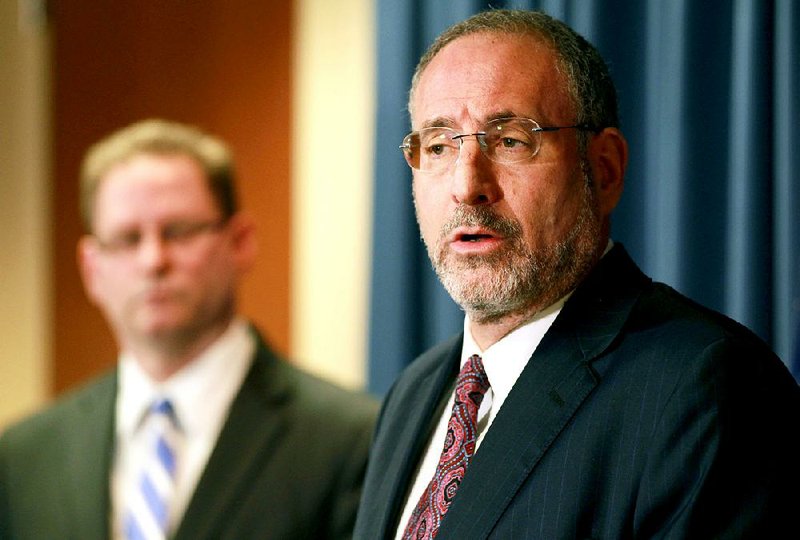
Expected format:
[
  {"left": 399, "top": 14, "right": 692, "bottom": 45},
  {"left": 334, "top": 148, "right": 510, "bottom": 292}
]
[
  {"left": 174, "top": 337, "right": 289, "bottom": 540},
  {"left": 67, "top": 372, "right": 117, "bottom": 539},
  {"left": 366, "top": 336, "right": 462, "bottom": 539},
  {"left": 439, "top": 245, "right": 649, "bottom": 539}
]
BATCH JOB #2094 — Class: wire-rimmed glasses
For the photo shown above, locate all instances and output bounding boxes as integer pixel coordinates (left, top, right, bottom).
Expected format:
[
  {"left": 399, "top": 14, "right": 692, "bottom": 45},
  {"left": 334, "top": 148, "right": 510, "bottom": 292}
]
[{"left": 399, "top": 117, "right": 595, "bottom": 173}]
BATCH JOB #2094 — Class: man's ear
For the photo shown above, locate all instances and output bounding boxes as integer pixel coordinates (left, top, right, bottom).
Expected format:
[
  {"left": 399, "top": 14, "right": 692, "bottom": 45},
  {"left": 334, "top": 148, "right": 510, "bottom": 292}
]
[
  {"left": 227, "top": 212, "right": 259, "bottom": 273},
  {"left": 588, "top": 127, "right": 628, "bottom": 216},
  {"left": 77, "top": 235, "right": 103, "bottom": 304}
]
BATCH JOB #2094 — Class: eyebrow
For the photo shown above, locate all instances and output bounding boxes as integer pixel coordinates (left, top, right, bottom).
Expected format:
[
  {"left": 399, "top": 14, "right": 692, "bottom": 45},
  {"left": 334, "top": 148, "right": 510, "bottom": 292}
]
[
  {"left": 418, "top": 117, "right": 457, "bottom": 130},
  {"left": 417, "top": 110, "right": 526, "bottom": 131}
]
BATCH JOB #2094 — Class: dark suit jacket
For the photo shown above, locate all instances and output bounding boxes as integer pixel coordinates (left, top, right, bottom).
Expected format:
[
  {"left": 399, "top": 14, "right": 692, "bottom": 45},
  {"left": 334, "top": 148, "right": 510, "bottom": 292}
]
[
  {"left": 0, "top": 330, "right": 379, "bottom": 540},
  {"left": 354, "top": 245, "right": 800, "bottom": 539}
]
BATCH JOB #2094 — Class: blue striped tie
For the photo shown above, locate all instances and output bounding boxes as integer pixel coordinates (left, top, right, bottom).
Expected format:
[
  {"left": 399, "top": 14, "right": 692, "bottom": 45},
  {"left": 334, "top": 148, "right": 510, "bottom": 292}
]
[{"left": 124, "top": 399, "right": 178, "bottom": 540}]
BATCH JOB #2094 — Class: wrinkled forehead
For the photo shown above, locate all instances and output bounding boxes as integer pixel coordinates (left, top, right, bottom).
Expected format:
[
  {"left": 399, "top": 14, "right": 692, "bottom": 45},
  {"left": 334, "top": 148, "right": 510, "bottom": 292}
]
[{"left": 410, "top": 32, "right": 574, "bottom": 128}]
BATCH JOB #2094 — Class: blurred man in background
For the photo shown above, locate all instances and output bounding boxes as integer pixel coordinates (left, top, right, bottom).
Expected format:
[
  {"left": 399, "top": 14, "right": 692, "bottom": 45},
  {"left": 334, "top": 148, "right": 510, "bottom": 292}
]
[{"left": 1, "top": 119, "right": 377, "bottom": 539}]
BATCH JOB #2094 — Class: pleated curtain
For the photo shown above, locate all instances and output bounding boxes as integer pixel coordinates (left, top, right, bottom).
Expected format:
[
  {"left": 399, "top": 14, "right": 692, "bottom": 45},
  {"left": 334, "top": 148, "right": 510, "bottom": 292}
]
[{"left": 368, "top": 0, "right": 800, "bottom": 394}]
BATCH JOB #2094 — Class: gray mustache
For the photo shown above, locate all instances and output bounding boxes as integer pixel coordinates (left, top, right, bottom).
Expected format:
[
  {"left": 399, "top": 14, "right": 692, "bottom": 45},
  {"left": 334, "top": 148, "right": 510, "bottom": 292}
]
[{"left": 440, "top": 205, "right": 522, "bottom": 240}]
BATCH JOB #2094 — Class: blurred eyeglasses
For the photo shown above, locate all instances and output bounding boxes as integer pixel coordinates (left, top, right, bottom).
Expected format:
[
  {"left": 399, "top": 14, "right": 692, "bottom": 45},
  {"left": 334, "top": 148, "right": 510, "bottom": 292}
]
[{"left": 94, "top": 219, "right": 225, "bottom": 256}]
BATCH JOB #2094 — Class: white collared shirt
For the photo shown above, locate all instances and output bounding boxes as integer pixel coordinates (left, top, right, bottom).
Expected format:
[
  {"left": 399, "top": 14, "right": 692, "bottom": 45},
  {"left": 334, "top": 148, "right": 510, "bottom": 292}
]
[{"left": 111, "top": 318, "right": 255, "bottom": 538}]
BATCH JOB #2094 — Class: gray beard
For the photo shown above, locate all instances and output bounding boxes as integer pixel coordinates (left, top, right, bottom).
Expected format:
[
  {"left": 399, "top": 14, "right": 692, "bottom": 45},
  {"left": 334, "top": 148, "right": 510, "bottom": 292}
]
[{"left": 421, "top": 170, "right": 601, "bottom": 325}]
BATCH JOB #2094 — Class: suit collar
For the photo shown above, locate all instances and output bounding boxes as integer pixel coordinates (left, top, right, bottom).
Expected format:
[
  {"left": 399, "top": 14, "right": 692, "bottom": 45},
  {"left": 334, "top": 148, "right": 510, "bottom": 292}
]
[
  {"left": 364, "top": 335, "right": 463, "bottom": 539},
  {"left": 437, "top": 244, "right": 649, "bottom": 539},
  {"left": 174, "top": 331, "right": 289, "bottom": 539},
  {"left": 562, "top": 243, "right": 650, "bottom": 360}
]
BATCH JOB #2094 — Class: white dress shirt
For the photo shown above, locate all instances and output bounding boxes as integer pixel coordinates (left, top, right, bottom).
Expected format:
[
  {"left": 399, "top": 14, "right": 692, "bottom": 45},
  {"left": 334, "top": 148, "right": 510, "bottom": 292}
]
[{"left": 111, "top": 318, "right": 254, "bottom": 538}]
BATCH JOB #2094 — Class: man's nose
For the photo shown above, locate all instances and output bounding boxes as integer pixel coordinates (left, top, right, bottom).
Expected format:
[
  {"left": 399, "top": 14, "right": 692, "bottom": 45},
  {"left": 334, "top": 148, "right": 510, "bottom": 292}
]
[
  {"left": 450, "top": 137, "right": 501, "bottom": 206},
  {"left": 136, "top": 232, "right": 170, "bottom": 270}
]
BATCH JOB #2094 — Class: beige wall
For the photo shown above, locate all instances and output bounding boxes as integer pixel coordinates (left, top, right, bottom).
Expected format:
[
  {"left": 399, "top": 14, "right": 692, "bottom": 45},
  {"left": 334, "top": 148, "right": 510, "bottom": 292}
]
[
  {"left": 291, "top": 0, "right": 374, "bottom": 389},
  {"left": 0, "top": 0, "right": 52, "bottom": 428}
]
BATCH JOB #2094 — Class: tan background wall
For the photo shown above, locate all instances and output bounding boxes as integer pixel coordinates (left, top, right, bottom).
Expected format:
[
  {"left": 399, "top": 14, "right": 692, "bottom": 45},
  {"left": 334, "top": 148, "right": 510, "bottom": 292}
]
[
  {"left": 0, "top": 0, "right": 52, "bottom": 427},
  {"left": 292, "top": 0, "right": 374, "bottom": 389},
  {"left": 1, "top": 0, "right": 373, "bottom": 430}
]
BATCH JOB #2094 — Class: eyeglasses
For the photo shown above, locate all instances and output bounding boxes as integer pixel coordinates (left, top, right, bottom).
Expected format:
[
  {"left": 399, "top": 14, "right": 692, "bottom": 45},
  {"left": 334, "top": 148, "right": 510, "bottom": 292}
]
[
  {"left": 94, "top": 219, "right": 225, "bottom": 256},
  {"left": 400, "top": 117, "right": 596, "bottom": 173}
]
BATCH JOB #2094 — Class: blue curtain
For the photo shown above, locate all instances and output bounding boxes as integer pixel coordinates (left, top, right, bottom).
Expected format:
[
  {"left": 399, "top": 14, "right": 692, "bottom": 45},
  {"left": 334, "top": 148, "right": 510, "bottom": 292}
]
[{"left": 368, "top": 0, "right": 800, "bottom": 395}]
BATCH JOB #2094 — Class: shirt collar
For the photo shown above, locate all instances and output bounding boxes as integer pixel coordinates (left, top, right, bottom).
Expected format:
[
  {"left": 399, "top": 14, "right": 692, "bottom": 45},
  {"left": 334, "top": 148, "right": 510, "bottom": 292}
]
[{"left": 116, "top": 318, "right": 255, "bottom": 439}]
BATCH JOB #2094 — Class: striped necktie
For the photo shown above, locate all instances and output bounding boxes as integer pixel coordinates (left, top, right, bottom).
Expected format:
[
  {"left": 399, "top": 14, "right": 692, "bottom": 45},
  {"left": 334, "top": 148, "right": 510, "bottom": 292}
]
[
  {"left": 124, "top": 399, "right": 179, "bottom": 540},
  {"left": 402, "top": 354, "right": 490, "bottom": 540}
]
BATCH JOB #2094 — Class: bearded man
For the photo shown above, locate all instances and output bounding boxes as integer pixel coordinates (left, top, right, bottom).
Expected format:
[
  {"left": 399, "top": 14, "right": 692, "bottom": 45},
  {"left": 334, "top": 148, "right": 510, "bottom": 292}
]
[{"left": 354, "top": 9, "right": 800, "bottom": 540}]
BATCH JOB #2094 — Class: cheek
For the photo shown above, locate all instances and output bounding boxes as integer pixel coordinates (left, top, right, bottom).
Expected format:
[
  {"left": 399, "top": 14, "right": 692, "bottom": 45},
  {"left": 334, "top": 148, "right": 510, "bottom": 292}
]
[
  {"left": 88, "top": 266, "right": 136, "bottom": 321},
  {"left": 93, "top": 263, "right": 129, "bottom": 298},
  {"left": 413, "top": 181, "right": 443, "bottom": 240},
  {"left": 187, "top": 249, "right": 238, "bottom": 291},
  {"left": 509, "top": 183, "right": 578, "bottom": 242}
]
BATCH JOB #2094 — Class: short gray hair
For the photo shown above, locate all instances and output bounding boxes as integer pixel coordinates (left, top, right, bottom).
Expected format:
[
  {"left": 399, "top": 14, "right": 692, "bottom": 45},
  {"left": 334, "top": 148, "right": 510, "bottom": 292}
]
[{"left": 409, "top": 9, "right": 619, "bottom": 131}]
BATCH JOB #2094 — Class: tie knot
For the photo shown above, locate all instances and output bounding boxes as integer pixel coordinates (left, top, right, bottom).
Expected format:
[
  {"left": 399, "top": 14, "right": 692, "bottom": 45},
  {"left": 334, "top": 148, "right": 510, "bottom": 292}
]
[
  {"left": 150, "top": 399, "right": 176, "bottom": 422},
  {"left": 145, "top": 398, "right": 180, "bottom": 438},
  {"left": 455, "top": 354, "right": 490, "bottom": 408}
]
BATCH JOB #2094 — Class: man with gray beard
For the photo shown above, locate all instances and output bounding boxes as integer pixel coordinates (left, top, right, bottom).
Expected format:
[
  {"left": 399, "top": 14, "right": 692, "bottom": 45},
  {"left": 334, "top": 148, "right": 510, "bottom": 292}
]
[{"left": 354, "top": 9, "right": 800, "bottom": 540}]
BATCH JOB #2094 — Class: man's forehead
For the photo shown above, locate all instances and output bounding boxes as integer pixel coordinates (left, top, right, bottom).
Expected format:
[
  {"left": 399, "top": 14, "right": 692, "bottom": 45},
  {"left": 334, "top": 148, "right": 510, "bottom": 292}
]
[
  {"left": 417, "top": 110, "right": 525, "bottom": 130},
  {"left": 410, "top": 33, "right": 569, "bottom": 128},
  {"left": 93, "top": 158, "right": 216, "bottom": 227}
]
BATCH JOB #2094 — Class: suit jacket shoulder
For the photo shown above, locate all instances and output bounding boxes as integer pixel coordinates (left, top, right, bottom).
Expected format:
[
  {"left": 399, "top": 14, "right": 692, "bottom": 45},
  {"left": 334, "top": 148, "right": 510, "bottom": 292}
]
[{"left": 0, "top": 371, "right": 117, "bottom": 540}]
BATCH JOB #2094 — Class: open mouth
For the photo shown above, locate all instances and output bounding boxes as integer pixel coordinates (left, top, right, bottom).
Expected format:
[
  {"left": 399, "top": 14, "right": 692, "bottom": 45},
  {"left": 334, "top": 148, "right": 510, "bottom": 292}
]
[{"left": 459, "top": 233, "right": 495, "bottom": 242}]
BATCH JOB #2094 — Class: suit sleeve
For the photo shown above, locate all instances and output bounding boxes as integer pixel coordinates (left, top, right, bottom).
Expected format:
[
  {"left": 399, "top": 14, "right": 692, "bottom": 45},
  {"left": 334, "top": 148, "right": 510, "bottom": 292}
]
[
  {"left": 0, "top": 432, "right": 10, "bottom": 539},
  {"left": 633, "top": 335, "right": 800, "bottom": 538}
]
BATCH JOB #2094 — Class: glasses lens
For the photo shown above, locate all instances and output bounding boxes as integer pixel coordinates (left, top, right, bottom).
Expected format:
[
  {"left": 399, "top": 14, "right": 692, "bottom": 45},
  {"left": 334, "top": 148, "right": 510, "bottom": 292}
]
[
  {"left": 401, "top": 128, "right": 459, "bottom": 172},
  {"left": 482, "top": 118, "right": 541, "bottom": 163}
]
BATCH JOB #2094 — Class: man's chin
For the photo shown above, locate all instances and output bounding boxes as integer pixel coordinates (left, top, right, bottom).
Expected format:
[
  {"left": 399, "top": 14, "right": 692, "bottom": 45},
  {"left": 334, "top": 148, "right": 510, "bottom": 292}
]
[
  {"left": 436, "top": 258, "right": 534, "bottom": 319},
  {"left": 440, "top": 268, "right": 503, "bottom": 302},
  {"left": 438, "top": 260, "right": 504, "bottom": 286},
  {"left": 133, "top": 315, "right": 190, "bottom": 341}
]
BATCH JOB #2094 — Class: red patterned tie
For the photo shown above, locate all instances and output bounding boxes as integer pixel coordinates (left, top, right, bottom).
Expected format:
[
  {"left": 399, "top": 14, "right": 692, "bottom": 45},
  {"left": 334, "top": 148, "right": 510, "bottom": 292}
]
[{"left": 402, "top": 354, "right": 490, "bottom": 540}]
